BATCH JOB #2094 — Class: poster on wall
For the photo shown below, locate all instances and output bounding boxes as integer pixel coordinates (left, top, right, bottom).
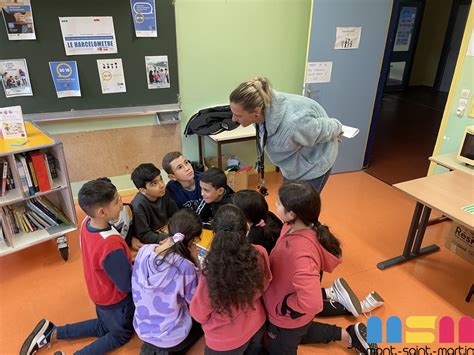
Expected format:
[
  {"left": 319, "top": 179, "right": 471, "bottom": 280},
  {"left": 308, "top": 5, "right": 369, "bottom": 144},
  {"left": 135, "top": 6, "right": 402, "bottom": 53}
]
[
  {"left": 1, "top": 0, "right": 36, "bottom": 40},
  {"left": 145, "top": 55, "right": 170, "bottom": 89},
  {"left": 97, "top": 59, "right": 127, "bottom": 94},
  {"left": 334, "top": 27, "right": 361, "bottom": 49},
  {"left": 393, "top": 6, "right": 417, "bottom": 52},
  {"left": 59, "top": 16, "right": 118, "bottom": 56},
  {"left": 130, "top": 0, "right": 157, "bottom": 37},
  {"left": 49, "top": 61, "right": 81, "bottom": 98},
  {"left": 0, "top": 58, "right": 33, "bottom": 98},
  {"left": 305, "top": 62, "right": 333, "bottom": 83},
  {"left": 0, "top": 105, "right": 27, "bottom": 139}
]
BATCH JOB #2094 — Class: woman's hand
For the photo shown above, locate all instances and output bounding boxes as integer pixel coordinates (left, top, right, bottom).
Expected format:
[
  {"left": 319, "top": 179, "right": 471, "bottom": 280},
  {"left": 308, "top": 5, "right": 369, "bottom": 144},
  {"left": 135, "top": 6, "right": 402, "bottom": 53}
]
[
  {"left": 131, "top": 237, "right": 144, "bottom": 251},
  {"left": 337, "top": 131, "right": 344, "bottom": 143}
]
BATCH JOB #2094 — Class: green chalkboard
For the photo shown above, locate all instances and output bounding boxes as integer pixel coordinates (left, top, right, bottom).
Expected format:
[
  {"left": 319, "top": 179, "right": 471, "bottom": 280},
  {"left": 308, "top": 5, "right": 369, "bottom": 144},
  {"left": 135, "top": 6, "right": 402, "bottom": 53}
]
[{"left": 0, "top": 0, "right": 179, "bottom": 115}]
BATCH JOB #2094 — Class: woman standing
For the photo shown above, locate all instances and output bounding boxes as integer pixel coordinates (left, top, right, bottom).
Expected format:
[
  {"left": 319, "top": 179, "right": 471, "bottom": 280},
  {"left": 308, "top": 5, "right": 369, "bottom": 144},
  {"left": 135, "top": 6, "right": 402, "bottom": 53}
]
[{"left": 230, "top": 77, "right": 343, "bottom": 192}]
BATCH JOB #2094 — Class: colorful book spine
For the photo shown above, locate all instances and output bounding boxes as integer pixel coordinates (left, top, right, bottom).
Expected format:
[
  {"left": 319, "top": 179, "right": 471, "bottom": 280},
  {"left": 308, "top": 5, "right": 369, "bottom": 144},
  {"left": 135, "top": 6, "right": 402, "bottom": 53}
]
[
  {"left": 25, "top": 201, "right": 58, "bottom": 226},
  {"left": 1, "top": 161, "right": 7, "bottom": 196},
  {"left": 18, "top": 155, "right": 35, "bottom": 196},
  {"left": 29, "top": 151, "right": 52, "bottom": 192},
  {"left": 36, "top": 197, "right": 70, "bottom": 224}
]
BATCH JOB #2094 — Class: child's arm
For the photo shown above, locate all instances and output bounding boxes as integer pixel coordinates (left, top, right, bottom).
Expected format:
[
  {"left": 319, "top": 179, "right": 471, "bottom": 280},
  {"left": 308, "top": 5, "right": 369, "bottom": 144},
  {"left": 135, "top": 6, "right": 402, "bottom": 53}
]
[
  {"left": 133, "top": 211, "right": 167, "bottom": 244},
  {"left": 183, "top": 263, "right": 199, "bottom": 305},
  {"left": 166, "top": 194, "right": 178, "bottom": 217},
  {"left": 102, "top": 244, "right": 132, "bottom": 293},
  {"left": 282, "top": 255, "right": 323, "bottom": 318},
  {"left": 189, "top": 276, "right": 213, "bottom": 324}
]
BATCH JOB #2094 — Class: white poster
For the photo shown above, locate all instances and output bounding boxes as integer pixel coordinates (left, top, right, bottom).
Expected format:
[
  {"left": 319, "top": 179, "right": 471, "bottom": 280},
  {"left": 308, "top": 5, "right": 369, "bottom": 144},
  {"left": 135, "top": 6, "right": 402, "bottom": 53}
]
[
  {"left": 145, "top": 55, "right": 170, "bottom": 89},
  {"left": 0, "top": 105, "right": 27, "bottom": 139},
  {"left": 130, "top": 0, "right": 157, "bottom": 37},
  {"left": 467, "top": 29, "right": 474, "bottom": 57},
  {"left": 0, "top": 59, "right": 33, "bottom": 98},
  {"left": 1, "top": 0, "right": 36, "bottom": 40},
  {"left": 97, "top": 59, "right": 126, "bottom": 94},
  {"left": 59, "top": 16, "right": 118, "bottom": 56},
  {"left": 305, "top": 62, "right": 333, "bottom": 84},
  {"left": 335, "top": 27, "right": 361, "bottom": 49}
]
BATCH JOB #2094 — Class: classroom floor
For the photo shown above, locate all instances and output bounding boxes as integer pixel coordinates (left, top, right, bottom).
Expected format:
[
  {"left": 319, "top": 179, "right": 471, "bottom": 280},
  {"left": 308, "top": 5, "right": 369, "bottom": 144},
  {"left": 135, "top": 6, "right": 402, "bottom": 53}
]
[
  {"left": 366, "top": 86, "right": 447, "bottom": 185},
  {"left": 0, "top": 171, "right": 472, "bottom": 355}
]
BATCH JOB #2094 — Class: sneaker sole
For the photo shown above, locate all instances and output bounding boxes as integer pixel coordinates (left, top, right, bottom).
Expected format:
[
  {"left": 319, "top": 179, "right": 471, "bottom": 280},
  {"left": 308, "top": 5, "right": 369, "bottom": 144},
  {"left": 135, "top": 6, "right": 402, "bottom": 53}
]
[
  {"left": 371, "top": 291, "right": 384, "bottom": 303},
  {"left": 336, "top": 278, "right": 363, "bottom": 317},
  {"left": 354, "top": 322, "right": 369, "bottom": 351},
  {"left": 20, "top": 319, "right": 49, "bottom": 355}
]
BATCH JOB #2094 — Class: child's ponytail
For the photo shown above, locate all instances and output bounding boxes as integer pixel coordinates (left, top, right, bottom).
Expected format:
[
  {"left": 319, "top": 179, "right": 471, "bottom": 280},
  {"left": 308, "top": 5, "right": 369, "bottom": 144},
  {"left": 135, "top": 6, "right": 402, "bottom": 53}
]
[{"left": 312, "top": 223, "right": 341, "bottom": 257}]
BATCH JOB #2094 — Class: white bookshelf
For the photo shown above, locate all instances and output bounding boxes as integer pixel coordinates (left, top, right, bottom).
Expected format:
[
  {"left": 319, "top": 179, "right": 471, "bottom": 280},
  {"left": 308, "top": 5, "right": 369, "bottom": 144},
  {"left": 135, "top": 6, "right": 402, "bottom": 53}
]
[{"left": 0, "top": 122, "right": 77, "bottom": 260}]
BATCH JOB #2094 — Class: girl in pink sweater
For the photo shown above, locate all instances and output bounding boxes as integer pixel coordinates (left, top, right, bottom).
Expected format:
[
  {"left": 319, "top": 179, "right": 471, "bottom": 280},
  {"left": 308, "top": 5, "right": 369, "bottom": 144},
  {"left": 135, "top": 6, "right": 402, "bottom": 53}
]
[
  {"left": 263, "top": 181, "right": 377, "bottom": 355},
  {"left": 190, "top": 204, "right": 272, "bottom": 354}
]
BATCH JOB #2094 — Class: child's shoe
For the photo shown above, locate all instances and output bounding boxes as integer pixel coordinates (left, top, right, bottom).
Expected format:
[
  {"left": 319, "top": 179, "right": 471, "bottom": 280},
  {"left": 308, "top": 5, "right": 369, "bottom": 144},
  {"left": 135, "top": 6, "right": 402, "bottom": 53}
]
[
  {"left": 20, "top": 319, "right": 56, "bottom": 355},
  {"left": 346, "top": 322, "right": 378, "bottom": 354},
  {"left": 326, "top": 277, "right": 362, "bottom": 317},
  {"left": 361, "top": 291, "right": 385, "bottom": 313}
]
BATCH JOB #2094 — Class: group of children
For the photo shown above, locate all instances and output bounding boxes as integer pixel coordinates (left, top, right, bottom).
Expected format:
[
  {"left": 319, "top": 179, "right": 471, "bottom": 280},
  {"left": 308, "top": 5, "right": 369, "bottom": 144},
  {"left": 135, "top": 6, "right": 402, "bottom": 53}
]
[{"left": 20, "top": 151, "right": 384, "bottom": 355}]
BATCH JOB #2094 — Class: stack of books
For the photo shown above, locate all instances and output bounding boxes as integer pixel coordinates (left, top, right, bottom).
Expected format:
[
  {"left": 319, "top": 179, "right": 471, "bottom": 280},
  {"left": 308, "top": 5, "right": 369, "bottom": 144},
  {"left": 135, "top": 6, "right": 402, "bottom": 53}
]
[
  {"left": 1, "top": 196, "right": 71, "bottom": 234},
  {"left": 0, "top": 159, "right": 16, "bottom": 197},
  {"left": 15, "top": 150, "right": 59, "bottom": 196}
]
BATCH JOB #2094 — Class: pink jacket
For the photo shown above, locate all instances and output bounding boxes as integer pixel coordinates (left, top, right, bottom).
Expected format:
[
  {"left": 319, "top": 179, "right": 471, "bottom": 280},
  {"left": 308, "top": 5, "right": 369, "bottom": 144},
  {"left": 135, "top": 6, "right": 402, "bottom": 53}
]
[
  {"left": 190, "top": 244, "right": 272, "bottom": 351},
  {"left": 263, "top": 224, "right": 341, "bottom": 328}
]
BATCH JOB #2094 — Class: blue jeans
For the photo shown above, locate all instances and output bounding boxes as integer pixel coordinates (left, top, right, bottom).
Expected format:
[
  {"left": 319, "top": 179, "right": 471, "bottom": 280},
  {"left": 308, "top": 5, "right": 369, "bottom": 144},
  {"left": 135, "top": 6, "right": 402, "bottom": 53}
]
[
  {"left": 284, "top": 168, "right": 332, "bottom": 193},
  {"left": 56, "top": 296, "right": 134, "bottom": 355}
]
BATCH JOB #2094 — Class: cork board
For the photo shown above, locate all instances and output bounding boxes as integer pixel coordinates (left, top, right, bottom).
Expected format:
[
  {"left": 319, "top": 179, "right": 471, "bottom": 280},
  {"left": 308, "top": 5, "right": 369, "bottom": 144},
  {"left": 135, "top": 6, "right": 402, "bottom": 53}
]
[{"left": 57, "top": 124, "right": 182, "bottom": 182}]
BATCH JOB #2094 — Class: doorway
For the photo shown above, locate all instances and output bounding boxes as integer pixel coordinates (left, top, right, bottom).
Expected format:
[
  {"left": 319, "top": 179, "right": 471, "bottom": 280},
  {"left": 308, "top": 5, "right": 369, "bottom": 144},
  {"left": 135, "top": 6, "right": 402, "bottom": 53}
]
[{"left": 364, "top": 0, "right": 471, "bottom": 185}]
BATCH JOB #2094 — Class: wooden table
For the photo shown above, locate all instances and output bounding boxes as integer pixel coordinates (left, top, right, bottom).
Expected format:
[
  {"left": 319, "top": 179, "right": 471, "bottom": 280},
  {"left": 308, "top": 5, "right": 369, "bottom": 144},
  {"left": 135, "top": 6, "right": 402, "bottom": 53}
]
[
  {"left": 198, "top": 125, "right": 256, "bottom": 169},
  {"left": 429, "top": 152, "right": 474, "bottom": 175},
  {"left": 377, "top": 170, "right": 474, "bottom": 270}
]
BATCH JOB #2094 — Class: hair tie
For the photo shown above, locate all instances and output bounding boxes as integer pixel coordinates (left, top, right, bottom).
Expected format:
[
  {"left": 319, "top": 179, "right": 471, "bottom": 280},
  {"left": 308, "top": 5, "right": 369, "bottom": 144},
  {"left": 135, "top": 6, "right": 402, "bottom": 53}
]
[
  {"left": 172, "top": 233, "right": 185, "bottom": 243},
  {"left": 256, "top": 219, "right": 266, "bottom": 227}
]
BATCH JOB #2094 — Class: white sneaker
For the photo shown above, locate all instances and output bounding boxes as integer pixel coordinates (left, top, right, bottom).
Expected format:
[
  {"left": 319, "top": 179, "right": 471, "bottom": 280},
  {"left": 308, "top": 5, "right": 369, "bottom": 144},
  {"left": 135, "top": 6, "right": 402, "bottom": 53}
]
[
  {"left": 326, "top": 277, "right": 362, "bottom": 317},
  {"left": 361, "top": 291, "right": 384, "bottom": 313}
]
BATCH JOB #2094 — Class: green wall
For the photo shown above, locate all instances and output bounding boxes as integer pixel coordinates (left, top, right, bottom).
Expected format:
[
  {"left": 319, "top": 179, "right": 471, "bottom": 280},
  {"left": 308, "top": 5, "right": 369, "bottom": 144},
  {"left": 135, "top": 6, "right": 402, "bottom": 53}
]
[
  {"left": 175, "top": 0, "right": 312, "bottom": 167},
  {"left": 430, "top": 8, "right": 474, "bottom": 174},
  {"left": 410, "top": 0, "right": 452, "bottom": 87}
]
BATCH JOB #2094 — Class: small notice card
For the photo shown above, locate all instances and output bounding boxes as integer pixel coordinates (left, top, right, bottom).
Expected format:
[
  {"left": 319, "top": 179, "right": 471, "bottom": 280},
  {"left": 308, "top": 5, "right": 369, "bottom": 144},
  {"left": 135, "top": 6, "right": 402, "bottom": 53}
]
[
  {"left": 342, "top": 125, "right": 359, "bottom": 139},
  {"left": 305, "top": 62, "right": 333, "bottom": 84},
  {"left": 0, "top": 105, "right": 27, "bottom": 139}
]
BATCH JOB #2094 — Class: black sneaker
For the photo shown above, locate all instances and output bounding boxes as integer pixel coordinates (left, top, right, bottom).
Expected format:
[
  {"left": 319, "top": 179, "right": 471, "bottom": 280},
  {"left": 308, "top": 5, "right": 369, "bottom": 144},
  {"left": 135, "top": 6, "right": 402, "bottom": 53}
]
[
  {"left": 20, "top": 319, "right": 56, "bottom": 355},
  {"left": 346, "top": 323, "right": 378, "bottom": 354}
]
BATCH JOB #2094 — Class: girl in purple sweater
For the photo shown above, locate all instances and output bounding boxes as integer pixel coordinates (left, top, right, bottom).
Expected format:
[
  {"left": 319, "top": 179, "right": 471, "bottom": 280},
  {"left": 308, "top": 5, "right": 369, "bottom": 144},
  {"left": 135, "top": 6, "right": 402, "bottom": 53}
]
[{"left": 132, "top": 208, "right": 203, "bottom": 355}]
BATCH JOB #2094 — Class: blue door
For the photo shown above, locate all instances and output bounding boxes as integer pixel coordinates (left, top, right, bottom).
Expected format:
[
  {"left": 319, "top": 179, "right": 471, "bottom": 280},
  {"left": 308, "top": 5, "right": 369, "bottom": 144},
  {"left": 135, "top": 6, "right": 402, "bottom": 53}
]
[{"left": 305, "top": 0, "right": 393, "bottom": 173}]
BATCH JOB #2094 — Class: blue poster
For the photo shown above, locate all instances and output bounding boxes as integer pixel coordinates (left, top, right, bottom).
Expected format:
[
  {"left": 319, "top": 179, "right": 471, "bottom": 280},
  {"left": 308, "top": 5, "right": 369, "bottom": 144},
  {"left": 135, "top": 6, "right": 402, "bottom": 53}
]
[
  {"left": 48, "top": 61, "right": 81, "bottom": 98},
  {"left": 130, "top": 0, "right": 157, "bottom": 37}
]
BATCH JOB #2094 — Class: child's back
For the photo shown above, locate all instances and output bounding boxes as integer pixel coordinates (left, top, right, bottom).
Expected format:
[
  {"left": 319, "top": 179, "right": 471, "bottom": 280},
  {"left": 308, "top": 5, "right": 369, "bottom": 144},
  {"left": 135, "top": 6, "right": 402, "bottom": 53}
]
[{"left": 132, "top": 244, "right": 198, "bottom": 348}]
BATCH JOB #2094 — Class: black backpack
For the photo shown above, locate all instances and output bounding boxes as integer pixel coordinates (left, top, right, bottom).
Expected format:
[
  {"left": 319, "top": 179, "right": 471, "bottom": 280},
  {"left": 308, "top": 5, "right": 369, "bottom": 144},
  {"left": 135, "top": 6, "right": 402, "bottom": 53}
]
[{"left": 184, "top": 105, "right": 239, "bottom": 136}]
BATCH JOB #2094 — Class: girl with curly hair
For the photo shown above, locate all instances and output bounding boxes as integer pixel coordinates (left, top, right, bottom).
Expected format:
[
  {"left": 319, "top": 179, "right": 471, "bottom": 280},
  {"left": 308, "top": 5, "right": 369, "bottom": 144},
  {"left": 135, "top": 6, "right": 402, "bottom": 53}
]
[
  {"left": 132, "top": 208, "right": 204, "bottom": 355},
  {"left": 190, "top": 204, "right": 272, "bottom": 354},
  {"left": 263, "top": 181, "right": 377, "bottom": 355}
]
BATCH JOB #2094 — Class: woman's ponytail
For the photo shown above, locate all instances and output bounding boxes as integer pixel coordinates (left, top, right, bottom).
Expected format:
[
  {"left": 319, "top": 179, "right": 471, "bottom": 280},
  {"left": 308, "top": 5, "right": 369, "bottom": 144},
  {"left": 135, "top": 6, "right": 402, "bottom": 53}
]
[{"left": 230, "top": 76, "right": 273, "bottom": 111}]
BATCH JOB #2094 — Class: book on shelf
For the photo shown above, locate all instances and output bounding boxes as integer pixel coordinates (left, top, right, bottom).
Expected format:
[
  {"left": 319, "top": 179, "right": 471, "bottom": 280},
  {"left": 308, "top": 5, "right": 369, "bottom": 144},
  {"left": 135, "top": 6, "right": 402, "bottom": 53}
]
[
  {"left": 17, "top": 155, "right": 36, "bottom": 196},
  {"left": 1, "top": 160, "right": 7, "bottom": 197},
  {"left": 45, "top": 152, "right": 58, "bottom": 179},
  {"left": 29, "top": 151, "right": 52, "bottom": 192},
  {"left": 6, "top": 164, "right": 15, "bottom": 192}
]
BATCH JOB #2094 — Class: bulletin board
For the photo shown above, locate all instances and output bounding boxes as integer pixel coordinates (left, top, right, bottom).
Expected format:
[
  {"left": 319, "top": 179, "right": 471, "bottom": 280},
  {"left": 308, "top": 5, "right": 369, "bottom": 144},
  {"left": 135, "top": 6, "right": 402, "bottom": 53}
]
[{"left": 0, "top": 0, "right": 179, "bottom": 117}]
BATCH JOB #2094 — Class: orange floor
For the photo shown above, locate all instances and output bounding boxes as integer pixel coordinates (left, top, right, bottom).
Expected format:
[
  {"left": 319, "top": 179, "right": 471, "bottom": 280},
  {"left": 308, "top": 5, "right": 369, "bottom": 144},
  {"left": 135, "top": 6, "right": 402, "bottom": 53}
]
[{"left": 0, "top": 171, "right": 472, "bottom": 355}]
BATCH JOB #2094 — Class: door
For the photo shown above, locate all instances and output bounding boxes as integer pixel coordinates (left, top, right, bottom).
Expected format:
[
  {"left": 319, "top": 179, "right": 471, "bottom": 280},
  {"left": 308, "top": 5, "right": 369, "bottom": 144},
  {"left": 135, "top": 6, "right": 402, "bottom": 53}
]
[
  {"left": 304, "top": 0, "right": 392, "bottom": 173},
  {"left": 385, "top": 0, "right": 425, "bottom": 92}
]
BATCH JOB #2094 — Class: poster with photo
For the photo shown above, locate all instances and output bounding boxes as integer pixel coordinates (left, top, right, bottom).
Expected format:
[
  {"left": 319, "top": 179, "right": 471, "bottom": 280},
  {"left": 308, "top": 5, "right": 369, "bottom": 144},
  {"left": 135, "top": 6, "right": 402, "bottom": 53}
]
[
  {"left": 0, "top": 105, "right": 27, "bottom": 139},
  {"left": 1, "top": 0, "right": 36, "bottom": 40},
  {"left": 59, "top": 16, "right": 118, "bottom": 56},
  {"left": 145, "top": 55, "right": 170, "bottom": 89},
  {"left": 0, "top": 58, "right": 33, "bottom": 98},
  {"left": 130, "top": 0, "right": 157, "bottom": 37},
  {"left": 97, "top": 59, "right": 126, "bottom": 94},
  {"left": 49, "top": 61, "right": 81, "bottom": 98}
]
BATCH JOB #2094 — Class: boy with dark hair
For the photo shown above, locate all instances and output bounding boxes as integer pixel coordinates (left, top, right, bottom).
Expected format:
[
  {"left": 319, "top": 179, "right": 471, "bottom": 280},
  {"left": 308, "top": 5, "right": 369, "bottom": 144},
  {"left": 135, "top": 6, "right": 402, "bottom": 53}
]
[
  {"left": 199, "top": 167, "right": 234, "bottom": 222},
  {"left": 131, "top": 163, "right": 178, "bottom": 244},
  {"left": 20, "top": 178, "right": 134, "bottom": 355},
  {"left": 162, "top": 151, "right": 206, "bottom": 214}
]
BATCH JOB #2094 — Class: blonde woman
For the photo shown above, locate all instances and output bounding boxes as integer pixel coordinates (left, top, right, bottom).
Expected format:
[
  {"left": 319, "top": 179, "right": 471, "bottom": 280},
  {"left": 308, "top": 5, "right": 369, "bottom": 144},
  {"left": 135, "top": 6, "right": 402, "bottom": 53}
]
[{"left": 229, "top": 77, "right": 343, "bottom": 192}]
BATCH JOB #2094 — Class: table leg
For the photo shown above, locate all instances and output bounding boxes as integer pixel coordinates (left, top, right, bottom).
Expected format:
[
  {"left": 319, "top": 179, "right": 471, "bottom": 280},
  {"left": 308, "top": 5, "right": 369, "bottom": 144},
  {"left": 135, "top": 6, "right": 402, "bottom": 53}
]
[
  {"left": 377, "top": 203, "right": 440, "bottom": 270},
  {"left": 198, "top": 136, "right": 204, "bottom": 165},
  {"left": 466, "top": 284, "right": 474, "bottom": 303},
  {"left": 217, "top": 143, "right": 222, "bottom": 170}
]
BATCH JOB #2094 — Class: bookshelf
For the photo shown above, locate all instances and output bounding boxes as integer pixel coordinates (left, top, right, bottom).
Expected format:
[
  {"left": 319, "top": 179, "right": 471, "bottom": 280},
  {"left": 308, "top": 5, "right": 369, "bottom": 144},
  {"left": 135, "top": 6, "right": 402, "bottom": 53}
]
[{"left": 0, "top": 122, "right": 77, "bottom": 260}]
